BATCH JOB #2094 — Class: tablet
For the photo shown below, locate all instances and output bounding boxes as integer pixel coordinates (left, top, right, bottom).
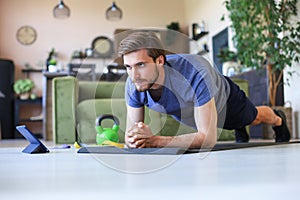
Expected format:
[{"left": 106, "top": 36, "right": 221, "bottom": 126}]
[{"left": 16, "top": 125, "right": 50, "bottom": 154}]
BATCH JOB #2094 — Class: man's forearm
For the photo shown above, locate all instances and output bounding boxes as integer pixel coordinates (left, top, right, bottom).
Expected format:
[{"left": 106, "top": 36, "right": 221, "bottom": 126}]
[{"left": 149, "top": 132, "right": 215, "bottom": 149}]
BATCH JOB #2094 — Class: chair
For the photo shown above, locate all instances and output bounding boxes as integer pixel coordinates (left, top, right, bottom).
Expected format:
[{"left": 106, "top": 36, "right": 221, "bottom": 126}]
[
  {"left": 68, "top": 64, "right": 96, "bottom": 81},
  {"left": 106, "top": 64, "right": 127, "bottom": 81}
]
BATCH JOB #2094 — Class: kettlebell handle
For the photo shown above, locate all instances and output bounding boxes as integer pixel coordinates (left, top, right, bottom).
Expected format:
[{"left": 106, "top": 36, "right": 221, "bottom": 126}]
[{"left": 95, "top": 114, "right": 119, "bottom": 127}]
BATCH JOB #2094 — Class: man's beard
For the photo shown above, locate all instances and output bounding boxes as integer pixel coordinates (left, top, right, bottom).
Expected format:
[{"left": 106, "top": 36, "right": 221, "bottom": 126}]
[{"left": 134, "top": 65, "right": 159, "bottom": 92}]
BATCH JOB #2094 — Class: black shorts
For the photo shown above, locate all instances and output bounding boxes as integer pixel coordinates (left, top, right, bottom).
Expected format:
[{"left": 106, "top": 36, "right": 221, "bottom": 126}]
[{"left": 218, "top": 77, "right": 258, "bottom": 130}]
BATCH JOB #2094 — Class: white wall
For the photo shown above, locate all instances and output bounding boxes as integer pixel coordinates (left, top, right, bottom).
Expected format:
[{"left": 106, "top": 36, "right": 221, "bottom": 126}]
[
  {"left": 184, "top": 0, "right": 233, "bottom": 59},
  {"left": 284, "top": 1, "right": 300, "bottom": 138}
]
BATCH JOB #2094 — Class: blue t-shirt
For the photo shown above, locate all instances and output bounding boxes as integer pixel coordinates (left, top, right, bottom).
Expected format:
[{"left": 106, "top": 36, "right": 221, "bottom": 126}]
[{"left": 125, "top": 54, "right": 230, "bottom": 129}]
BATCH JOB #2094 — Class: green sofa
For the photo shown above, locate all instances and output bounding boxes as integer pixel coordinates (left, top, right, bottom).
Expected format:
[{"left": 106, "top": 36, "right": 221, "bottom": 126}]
[{"left": 52, "top": 76, "right": 248, "bottom": 144}]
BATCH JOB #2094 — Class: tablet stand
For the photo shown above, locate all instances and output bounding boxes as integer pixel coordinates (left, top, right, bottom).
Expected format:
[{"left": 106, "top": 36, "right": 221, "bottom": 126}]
[
  {"left": 16, "top": 125, "right": 50, "bottom": 154},
  {"left": 22, "top": 142, "right": 49, "bottom": 154}
]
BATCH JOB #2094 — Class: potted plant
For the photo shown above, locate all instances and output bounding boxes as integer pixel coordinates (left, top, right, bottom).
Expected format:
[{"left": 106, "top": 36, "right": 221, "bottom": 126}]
[
  {"left": 223, "top": 0, "right": 300, "bottom": 107},
  {"left": 217, "top": 47, "right": 239, "bottom": 76},
  {"left": 13, "top": 79, "right": 35, "bottom": 100}
]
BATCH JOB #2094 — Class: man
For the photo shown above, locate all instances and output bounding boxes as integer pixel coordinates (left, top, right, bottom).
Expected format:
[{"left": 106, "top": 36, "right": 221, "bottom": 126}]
[{"left": 118, "top": 31, "right": 290, "bottom": 149}]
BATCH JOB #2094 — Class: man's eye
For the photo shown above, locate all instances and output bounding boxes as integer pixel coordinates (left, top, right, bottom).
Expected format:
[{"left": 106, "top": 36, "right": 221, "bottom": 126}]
[
  {"left": 137, "top": 63, "right": 145, "bottom": 67},
  {"left": 124, "top": 65, "right": 132, "bottom": 69}
]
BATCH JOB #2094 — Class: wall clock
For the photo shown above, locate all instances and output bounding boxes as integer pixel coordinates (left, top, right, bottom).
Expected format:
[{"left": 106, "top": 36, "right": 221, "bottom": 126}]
[
  {"left": 91, "top": 36, "right": 114, "bottom": 58},
  {"left": 16, "top": 25, "right": 37, "bottom": 45}
]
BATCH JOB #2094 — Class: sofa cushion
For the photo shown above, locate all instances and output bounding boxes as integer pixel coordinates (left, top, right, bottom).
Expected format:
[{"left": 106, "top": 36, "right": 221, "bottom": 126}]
[
  {"left": 159, "top": 113, "right": 196, "bottom": 136},
  {"left": 52, "top": 76, "right": 78, "bottom": 144},
  {"left": 78, "top": 81, "right": 126, "bottom": 103},
  {"left": 76, "top": 98, "right": 126, "bottom": 143}
]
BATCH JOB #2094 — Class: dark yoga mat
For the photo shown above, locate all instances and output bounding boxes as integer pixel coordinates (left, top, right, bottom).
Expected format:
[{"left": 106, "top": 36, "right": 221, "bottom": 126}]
[
  {"left": 78, "top": 146, "right": 186, "bottom": 155},
  {"left": 77, "top": 141, "right": 300, "bottom": 155}
]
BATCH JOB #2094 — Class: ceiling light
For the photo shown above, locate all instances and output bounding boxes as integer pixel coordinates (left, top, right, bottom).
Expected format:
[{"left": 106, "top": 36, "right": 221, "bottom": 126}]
[
  {"left": 106, "top": 1, "right": 122, "bottom": 21},
  {"left": 53, "top": 0, "right": 70, "bottom": 19}
]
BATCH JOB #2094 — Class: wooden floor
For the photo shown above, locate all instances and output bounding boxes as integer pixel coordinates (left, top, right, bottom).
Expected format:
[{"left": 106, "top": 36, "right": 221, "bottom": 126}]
[{"left": 1, "top": 139, "right": 300, "bottom": 200}]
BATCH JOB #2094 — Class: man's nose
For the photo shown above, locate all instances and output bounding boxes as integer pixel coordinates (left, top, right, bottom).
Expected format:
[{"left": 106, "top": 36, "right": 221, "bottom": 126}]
[{"left": 131, "top": 66, "right": 140, "bottom": 79}]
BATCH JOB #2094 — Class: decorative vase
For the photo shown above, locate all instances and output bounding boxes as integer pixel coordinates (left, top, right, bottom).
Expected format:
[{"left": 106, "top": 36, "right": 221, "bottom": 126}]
[
  {"left": 222, "top": 61, "right": 239, "bottom": 76},
  {"left": 19, "top": 92, "right": 30, "bottom": 100}
]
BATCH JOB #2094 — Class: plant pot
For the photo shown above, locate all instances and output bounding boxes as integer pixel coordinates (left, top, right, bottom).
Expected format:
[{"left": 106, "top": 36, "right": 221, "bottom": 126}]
[
  {"left": 222, "top": 61, "right": 239, "bottom": 76},
  {"left": 19, "top": 92, "right": 30, "bottom": 100},
  {"left": 262, "top": 106, "right": 293, "bottom": 139}
]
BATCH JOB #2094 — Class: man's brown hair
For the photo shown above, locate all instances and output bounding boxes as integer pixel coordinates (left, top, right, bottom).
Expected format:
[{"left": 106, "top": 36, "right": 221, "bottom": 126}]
[{"left": 118, "top": 31, "right": 166, "bottom": 63}]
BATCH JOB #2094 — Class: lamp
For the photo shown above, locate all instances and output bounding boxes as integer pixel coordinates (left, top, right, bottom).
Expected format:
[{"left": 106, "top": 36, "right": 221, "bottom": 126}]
[
  {"left": 106, "top": 1, "right": 122, "bottom": 21},
  {"left": 53, "top": 0, "right": 70, "bottom": 19}
]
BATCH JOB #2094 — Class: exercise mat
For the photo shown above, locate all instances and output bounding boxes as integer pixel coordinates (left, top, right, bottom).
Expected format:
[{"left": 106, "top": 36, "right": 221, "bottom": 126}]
[
  {"left": 77, "top": 146, "right": 186, "bottom": 155},
  {"left": 77, "top": 141, "right": 300, "bottom": 155}
]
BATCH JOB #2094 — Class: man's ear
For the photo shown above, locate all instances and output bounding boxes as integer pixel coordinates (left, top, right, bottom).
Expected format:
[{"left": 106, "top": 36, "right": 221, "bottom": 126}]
[{"left": 156, "top": 55, "right": 165, "bottom": 65}]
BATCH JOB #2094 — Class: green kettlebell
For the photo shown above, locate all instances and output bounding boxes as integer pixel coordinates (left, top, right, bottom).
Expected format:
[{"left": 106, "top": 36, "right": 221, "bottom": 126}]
[{"left": 95, "top": 114, "right": 120, "bottom": 145}]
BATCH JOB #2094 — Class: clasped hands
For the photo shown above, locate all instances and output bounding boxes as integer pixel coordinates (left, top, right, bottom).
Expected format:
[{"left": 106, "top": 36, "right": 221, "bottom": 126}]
[{"left": 125, "top": 122, "right": 153, "bottom": 148}]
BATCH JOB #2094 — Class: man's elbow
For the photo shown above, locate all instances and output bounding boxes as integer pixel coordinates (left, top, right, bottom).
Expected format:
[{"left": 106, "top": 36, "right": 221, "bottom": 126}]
[{"left": 200, "top": 132, "right": 217, "bottom": 149}]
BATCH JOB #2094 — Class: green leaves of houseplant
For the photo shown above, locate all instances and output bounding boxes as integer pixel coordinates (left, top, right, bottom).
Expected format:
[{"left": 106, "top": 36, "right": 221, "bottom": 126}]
[
  {"left": 13, "top": 79, "right": 34, "bottom": 95},
  {"left": 217, "top": 47, "right": 237, "bottom": 63},
  {"left": 224, "top": 0, "right": 300, "bottom": 106}
]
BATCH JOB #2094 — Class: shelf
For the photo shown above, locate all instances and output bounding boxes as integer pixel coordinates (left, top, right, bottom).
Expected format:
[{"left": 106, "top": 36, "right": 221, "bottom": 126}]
[
  {"left": 192, "top": 31, "right": 209, "bottom": 41},
  {"left": 15, "top": 97, "right": 42, "bottom": 104},
  {"left": 14, "top": 97, "right": 43, "bottom": 138},
  {"left": 43, "top": 71, "right": 69, "bottom": 78},
  {"left": 19, "top": 118, "right": 43, "bottom": 123},
  {"left": 197, "top": 50, "right": 209, "bottom": 55},
  {"left": 22, "top": 68, "right": 43, "bottom": 78},
  {"left": 22, "top": 68, "right": 43, "bottom": 73}
]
